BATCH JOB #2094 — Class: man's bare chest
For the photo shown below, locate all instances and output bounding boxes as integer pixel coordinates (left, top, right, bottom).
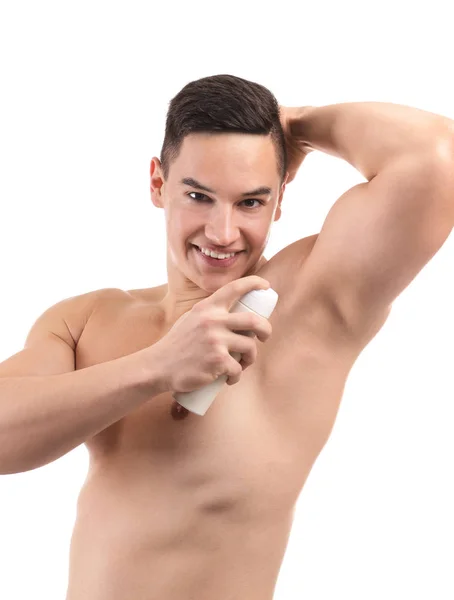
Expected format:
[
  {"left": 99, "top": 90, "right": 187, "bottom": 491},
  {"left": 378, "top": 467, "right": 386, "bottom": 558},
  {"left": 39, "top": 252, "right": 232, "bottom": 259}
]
[{"left": 75, "top": 288, "right": 353, "bottom": 504}]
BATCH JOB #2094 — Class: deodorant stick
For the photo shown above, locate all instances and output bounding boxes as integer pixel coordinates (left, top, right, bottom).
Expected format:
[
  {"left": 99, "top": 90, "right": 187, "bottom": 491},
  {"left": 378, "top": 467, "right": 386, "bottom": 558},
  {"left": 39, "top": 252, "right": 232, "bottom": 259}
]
[{"left": 173, "top": 287, "right": 279, "bottom": 416}]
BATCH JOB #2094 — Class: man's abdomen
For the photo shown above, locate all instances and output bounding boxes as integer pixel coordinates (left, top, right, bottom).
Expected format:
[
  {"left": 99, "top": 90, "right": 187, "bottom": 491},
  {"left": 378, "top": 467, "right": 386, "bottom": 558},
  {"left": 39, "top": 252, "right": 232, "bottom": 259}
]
[{"left": 65, "top": 462, "right": 296, "bottom": 600}]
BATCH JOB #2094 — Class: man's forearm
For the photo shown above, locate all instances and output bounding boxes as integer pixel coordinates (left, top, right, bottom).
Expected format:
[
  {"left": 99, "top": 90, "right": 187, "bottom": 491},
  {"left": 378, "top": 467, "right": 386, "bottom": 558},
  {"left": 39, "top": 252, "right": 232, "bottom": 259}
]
[
  {"left": 0, "top": 350, "right": 164, "bottom": 475},
  {"left": 290, "top": 102, "right": 454, "bottom": 180}
]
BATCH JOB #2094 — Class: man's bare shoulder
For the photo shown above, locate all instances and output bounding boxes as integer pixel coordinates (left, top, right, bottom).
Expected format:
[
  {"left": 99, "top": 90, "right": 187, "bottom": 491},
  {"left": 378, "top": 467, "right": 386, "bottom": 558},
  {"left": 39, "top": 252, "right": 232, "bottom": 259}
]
[
  {"left": 62, "top": 287, "right": 128, "bottom": 343},
  {"left": 78, "top": 284, "right": 166, "bottom": 308},
  {"left": 72, "top": 284, "right": 167, "bottom": 323}
]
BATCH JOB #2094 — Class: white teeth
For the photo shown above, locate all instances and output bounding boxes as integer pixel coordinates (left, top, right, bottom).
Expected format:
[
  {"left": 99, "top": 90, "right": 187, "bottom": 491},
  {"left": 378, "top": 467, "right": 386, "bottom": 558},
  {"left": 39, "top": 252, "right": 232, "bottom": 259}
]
[{"left": 199, "top": 247, "right": 237, "bottom": 259}]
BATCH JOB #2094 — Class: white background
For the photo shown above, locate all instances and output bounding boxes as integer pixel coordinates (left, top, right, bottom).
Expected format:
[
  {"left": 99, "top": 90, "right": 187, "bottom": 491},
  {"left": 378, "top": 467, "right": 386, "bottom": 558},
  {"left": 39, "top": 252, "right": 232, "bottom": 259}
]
[{"left": 0, "top": 1, "right": 453, "bottom": 599}]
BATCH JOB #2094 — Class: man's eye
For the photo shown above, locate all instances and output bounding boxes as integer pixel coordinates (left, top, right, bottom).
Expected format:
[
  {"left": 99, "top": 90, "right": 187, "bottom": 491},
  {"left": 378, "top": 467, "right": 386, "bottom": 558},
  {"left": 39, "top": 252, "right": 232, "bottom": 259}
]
[
  {"left": 188, "top": 192, "right": 262, "bottom": 208},
  {"left": 241, "top": 199, "right": 262, "bottom": 208},
  {"left": 188, "top": 192, "right": 208, "bottom": 202}
]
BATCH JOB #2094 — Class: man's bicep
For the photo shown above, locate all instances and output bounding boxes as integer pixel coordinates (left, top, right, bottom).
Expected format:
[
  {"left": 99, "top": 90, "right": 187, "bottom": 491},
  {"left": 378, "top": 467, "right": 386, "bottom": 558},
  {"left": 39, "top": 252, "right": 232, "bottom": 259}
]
[{"left": 302, "top": 154, "right": 454, "bottom": 332}]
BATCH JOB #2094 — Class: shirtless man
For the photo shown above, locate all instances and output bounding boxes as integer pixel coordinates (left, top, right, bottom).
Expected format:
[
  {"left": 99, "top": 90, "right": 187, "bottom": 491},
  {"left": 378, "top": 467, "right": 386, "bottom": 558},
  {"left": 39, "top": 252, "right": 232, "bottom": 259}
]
[{"left": 0, "top": 74, "right": 453, "bottom": 599}]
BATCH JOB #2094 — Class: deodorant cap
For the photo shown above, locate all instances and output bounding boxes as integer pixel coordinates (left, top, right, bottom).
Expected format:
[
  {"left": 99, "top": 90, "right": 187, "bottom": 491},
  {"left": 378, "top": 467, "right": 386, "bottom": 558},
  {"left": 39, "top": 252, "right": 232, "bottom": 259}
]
[{"left": 237, "top": 288, "right": 279, "bottom": 319}]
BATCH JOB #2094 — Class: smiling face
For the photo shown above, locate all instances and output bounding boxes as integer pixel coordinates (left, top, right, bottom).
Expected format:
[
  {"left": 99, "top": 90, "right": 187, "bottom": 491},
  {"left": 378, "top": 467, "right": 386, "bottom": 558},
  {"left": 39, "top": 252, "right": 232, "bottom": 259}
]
[{"left": 150, "top": 132, "right": 286, "bottom": 294}]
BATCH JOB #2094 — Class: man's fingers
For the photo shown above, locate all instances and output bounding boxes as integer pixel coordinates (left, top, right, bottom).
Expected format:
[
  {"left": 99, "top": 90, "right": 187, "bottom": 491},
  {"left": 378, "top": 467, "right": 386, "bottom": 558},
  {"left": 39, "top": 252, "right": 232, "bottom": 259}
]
[{"left": 207, "top": 276, "right": 270, "bottom": 311}]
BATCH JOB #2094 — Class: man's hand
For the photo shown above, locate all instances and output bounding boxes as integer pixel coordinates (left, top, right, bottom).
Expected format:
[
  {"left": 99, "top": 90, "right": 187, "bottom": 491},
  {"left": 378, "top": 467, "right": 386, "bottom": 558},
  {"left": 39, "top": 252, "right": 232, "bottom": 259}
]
[{"left": 279, "top": 105, "right": 314, "bottom": 183}]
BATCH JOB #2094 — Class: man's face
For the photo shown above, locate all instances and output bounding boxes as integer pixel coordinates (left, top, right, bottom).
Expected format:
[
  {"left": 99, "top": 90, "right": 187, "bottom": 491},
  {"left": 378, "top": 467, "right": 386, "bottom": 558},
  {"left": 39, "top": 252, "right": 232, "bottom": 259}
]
[{"left": 150, "top": 132, "right": 285, "bottom": 292}]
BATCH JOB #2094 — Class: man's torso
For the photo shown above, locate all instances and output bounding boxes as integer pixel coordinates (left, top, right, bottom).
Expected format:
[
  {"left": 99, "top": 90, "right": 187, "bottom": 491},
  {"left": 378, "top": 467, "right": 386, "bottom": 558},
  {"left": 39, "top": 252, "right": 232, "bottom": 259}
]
[{"left": 65, "top": 236, "right": 390, "bottom": 600}]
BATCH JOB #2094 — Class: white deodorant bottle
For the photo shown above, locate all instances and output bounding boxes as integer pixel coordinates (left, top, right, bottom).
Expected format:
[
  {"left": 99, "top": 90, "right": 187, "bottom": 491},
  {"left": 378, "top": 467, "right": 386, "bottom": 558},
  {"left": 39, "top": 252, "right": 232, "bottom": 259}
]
[{"left": 173, "top": 287, "right": 279, "bottom": 416}]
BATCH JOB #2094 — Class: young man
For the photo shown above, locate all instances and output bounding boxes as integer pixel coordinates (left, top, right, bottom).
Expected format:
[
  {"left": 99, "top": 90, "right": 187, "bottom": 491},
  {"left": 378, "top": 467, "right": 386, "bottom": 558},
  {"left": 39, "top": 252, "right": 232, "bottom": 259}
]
[{"left": 0, "top": 74, "right": 453, "bottom": 599}]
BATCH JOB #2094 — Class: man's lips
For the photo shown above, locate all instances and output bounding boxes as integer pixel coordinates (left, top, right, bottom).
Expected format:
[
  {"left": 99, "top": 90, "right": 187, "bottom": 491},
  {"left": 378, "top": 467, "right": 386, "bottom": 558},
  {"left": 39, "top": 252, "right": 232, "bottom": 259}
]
[{"left": 192, "top": 244, "right": 245, "bottom": 253}]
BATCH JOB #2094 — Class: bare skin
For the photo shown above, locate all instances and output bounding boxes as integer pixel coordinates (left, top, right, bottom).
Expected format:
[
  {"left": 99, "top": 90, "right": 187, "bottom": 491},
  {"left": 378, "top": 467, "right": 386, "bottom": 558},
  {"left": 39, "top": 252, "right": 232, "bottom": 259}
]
[
  {"left": 2, "top": 103, "right": 448, "bottom": 598},
  {"left": 63, "top": 106, "right": 454, "bottom": 598},
  {"left": 65, "top": 236, "right": 389, "bottom": 600}
]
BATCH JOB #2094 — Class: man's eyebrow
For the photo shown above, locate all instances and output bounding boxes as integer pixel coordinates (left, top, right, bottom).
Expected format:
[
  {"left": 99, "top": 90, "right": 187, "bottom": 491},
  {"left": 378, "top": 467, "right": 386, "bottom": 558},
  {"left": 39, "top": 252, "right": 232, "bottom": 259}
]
[{"left": 181, "top": 177, "right": 272, "bottom": 197}]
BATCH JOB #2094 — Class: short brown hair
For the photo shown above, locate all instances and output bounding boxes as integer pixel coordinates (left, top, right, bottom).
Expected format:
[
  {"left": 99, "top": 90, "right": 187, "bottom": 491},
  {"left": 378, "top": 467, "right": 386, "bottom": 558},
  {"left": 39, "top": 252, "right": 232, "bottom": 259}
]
[{"left": 160, "top": 74, "right": 287, "bottom": 183}]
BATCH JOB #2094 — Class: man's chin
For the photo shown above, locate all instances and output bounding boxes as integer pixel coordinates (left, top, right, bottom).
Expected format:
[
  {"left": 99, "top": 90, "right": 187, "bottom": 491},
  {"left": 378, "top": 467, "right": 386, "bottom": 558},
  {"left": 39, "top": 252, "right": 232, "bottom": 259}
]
[{"left": 187, "top": 269, "right": 252, "bottom": 294}]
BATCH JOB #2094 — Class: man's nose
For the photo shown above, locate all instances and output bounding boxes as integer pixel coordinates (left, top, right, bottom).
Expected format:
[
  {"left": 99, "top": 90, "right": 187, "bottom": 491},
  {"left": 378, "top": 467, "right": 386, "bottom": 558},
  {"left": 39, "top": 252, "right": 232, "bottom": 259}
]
[{"left": 205, "top": 208, "right": 240, "bottom": 246}]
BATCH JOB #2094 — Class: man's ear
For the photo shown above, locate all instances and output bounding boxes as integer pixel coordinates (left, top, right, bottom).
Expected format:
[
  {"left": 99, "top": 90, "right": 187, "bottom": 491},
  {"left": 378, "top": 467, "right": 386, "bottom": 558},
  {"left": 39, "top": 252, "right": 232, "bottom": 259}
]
[{"left": 150, "top": 157, "right": 165, "bottom": 208}]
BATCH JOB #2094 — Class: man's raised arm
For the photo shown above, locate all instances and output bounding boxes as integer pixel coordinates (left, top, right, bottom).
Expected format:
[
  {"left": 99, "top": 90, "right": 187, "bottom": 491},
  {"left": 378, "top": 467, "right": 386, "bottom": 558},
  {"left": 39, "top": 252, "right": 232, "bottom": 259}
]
[
  {"left": 286, "top": 101, "right": 454, "bottom": 180},
  {"left": 279, "top": 102, "right": 454, "bottom": 334}
]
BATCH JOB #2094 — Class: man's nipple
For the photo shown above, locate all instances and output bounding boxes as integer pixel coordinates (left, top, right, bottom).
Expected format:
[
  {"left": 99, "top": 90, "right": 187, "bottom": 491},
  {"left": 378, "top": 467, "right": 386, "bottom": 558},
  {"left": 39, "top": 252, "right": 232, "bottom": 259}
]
[{"left": 170, "top": 400, "right": 190, "bottom": 420}]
